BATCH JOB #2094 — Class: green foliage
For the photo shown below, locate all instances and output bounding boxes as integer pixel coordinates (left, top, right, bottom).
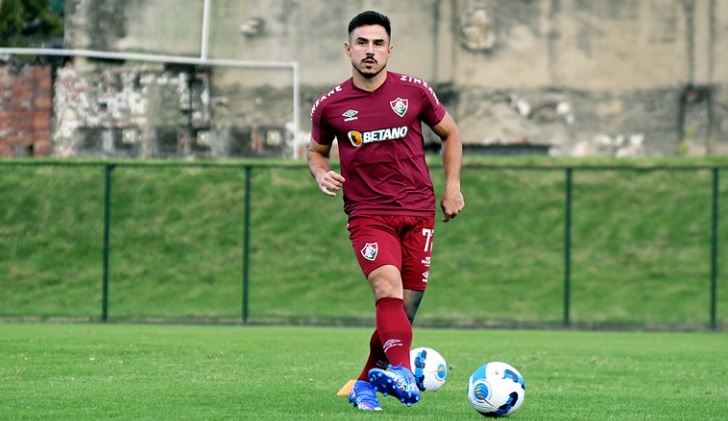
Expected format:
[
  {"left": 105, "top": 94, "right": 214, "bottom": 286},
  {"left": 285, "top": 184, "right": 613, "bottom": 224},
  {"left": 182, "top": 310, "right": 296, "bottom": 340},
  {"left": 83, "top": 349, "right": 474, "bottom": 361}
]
[
  {"left": 0, "top": 0, "right": 64, "bottom": 47},
  {"left": 0, "top": 323, "right": 726, "bottom": 420},
  {"left": 0, "top": 0, "right": 27, "bottom": 36}
]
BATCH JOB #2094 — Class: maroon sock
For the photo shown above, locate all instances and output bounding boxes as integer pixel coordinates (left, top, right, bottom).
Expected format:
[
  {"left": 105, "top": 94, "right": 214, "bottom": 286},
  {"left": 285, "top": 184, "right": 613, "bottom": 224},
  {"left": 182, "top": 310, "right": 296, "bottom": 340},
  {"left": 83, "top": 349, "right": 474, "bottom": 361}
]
[
  {"left": 375, "top": 297, "right": 412, "bottom": 370},
  {"left": 357, "top": 330, "right": 388, "bottom": 381}
]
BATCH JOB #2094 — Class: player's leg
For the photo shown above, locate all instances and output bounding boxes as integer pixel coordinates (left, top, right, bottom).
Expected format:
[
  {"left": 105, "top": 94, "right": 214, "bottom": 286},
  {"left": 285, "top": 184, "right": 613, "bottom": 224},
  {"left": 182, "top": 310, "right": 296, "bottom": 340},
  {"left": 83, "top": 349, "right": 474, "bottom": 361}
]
[
  {"left": 347, "top": 215, "right": 420, "bottom": 406},
  {"left": 374, "top": 214, "right": 433, "bottom": 397},
  {"left": 348, "top": 323, "right": 388, "bottom": 411},
  {"left": 367, "top": 264, "right": 411, "bottom": 368},
  {"left": 366, "top": 269, "right": 421, "bottom": 406},
  {"left": 403, "top": 289, "right": 424, "bottom": 324},
  {"left": 348, "top": 216, "right": 411, "bottom": 368},
  {"left": 355, "top": 284, "right": 419, "bottom": 379},
  {"left": 348, "top": 216, "right": 405, "bottom": 369},
  {"left": 346, "top": 216, "right": 410, "bottom": 408},
  {"left": 400, "top": 215, "right": 435, "bottom": 323}
]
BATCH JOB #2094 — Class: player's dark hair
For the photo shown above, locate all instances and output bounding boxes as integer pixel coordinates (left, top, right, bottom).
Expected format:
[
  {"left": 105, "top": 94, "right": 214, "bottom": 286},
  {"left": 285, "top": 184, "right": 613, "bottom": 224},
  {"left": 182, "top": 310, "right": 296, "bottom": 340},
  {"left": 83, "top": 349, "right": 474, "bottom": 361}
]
[{"left": 348, "top": 10, "right": 391, "bottom": 40}]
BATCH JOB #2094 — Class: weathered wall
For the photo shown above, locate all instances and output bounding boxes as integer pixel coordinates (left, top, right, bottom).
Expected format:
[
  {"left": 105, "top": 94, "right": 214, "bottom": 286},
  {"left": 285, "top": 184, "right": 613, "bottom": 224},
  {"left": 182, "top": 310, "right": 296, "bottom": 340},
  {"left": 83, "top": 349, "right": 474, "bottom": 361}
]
[
  {"left": 447, "top": 0, "right": 727, "bottom": 156},
  {"left": 48, "top": 0, "right": 728, "bottom": 158},
  {"left": 52, "top": 64, "right": 204, "bottom": 158},
  {"left": 48, "top": 62, "right": 292, "bottom": 159},
  {"left": 0, "top": 66, "right": 52, "bottom": 157},
  {"left": 65, "top": 0, "right": 203, "bottom": 57}
]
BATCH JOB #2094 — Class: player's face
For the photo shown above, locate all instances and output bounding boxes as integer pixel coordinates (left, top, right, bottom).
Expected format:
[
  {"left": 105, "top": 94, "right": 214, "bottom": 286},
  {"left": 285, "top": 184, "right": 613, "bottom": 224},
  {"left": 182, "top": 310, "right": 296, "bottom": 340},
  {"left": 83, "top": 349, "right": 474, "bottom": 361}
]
[{"left": 346, "top": 25, "right": 392, "bottom": 79}]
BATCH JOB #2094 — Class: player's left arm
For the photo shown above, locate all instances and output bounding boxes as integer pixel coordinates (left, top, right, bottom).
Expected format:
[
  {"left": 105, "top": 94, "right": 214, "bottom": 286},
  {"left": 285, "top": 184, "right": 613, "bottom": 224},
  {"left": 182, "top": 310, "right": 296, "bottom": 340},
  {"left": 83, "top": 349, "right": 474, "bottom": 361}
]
[{"left": 432, "top": 111, "right": 465, "bottom": 222}]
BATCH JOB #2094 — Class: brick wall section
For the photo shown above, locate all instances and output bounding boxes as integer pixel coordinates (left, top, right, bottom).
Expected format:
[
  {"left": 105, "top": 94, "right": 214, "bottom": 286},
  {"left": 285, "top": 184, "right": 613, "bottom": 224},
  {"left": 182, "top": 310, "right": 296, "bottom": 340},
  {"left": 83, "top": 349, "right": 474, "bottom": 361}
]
[{"left": 0, "top": 65, "right": 53, "bottom": 157}]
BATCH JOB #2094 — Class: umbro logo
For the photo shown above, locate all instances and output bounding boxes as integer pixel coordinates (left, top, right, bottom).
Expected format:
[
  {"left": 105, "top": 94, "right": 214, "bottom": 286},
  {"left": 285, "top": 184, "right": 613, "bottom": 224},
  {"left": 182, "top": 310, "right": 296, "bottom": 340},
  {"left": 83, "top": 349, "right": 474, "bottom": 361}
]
[
  {"left": 383, "top": 339, "right": 402, "bottom": 352},
  {"left": 342, "top": 109, "right": 359, "bottom": 122}
]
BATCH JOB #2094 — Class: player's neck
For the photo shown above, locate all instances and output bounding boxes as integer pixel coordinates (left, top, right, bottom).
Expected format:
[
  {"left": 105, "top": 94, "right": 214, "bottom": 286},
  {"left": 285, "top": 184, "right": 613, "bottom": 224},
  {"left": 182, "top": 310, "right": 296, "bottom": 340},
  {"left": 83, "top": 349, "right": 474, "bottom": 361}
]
[{"left": 352, "top": 70, "right": 388, "bottom": 92}]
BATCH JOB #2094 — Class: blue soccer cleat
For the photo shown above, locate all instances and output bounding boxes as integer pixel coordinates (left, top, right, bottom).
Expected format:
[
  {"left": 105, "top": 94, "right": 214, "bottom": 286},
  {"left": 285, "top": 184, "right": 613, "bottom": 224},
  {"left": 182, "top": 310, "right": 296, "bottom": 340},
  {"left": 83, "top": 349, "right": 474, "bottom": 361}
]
[
  {"left": 368, "top": 364, "right": 421, "bottom": 407},
  {"left": 348, "top": 380, "right": 382, "bottom": 411}
]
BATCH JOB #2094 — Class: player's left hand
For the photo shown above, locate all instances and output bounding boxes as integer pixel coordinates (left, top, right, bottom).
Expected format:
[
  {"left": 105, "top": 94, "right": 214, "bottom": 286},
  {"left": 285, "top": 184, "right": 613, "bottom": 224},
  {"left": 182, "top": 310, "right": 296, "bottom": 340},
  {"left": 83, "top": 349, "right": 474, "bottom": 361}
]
[{"left": 440, "top": 191, "right": 464, "bottom": 222}]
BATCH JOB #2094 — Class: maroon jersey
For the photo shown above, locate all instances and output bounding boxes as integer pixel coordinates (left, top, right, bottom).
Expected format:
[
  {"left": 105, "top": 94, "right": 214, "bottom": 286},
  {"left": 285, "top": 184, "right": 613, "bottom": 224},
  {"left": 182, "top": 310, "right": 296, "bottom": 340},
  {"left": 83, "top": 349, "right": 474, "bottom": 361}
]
[{"left": 310, "top": 72, "right": 447, "bottom": 216}]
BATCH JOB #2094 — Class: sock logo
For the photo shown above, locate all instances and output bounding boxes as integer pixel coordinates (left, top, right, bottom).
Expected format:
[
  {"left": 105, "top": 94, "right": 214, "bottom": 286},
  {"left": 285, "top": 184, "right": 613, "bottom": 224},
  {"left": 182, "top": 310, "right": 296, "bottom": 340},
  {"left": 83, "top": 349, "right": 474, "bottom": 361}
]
[{"left": 383, "top": 339, "right": 402, "bottom": 353}]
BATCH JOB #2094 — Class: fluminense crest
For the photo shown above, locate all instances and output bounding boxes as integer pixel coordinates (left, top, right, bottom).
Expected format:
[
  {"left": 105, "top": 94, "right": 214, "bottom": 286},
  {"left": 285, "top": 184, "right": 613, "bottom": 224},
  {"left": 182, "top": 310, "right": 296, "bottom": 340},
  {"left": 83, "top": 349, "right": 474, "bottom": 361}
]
[
  {"left": 361, "top": 242, "right": 378, "bottom": 261},
  {"left": 389, "top": 97, "right": 408, "bottom": 117}
]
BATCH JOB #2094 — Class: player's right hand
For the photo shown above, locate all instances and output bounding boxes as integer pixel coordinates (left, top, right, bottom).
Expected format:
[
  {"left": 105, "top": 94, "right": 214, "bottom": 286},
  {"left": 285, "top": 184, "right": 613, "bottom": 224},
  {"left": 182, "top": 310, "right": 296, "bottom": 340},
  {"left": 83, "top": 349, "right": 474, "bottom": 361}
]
[{"left": 317, "top": 170, "right": 345, "bottom": 196}]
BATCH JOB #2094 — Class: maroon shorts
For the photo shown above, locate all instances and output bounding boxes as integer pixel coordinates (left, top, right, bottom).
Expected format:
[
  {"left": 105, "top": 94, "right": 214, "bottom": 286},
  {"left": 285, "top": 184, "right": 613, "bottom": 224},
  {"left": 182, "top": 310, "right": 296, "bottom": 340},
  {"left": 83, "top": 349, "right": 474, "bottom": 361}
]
[{"left": 347, "top": 215, "right": 435, "bottom": 291}]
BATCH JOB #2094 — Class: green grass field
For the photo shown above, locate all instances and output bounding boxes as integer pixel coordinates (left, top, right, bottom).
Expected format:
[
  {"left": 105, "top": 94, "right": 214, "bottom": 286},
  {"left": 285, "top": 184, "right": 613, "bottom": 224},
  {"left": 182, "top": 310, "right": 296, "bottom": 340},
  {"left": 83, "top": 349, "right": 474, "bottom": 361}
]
[
  {"left": 1, "top": 323, "right": 726, "bottom": 420},
  {"left": 2, "top": 158, "right": 728, "bottom": 419}
]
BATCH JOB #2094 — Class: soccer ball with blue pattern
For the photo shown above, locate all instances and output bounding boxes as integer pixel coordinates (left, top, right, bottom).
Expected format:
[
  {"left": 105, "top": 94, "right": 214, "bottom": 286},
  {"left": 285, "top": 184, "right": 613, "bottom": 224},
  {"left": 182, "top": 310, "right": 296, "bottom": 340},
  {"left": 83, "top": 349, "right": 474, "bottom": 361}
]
[
  {"left": 409, "top": 347, "right": 448, "bottom": 392},
  {"left": 467, "top": 362, "right": 526, "bottom": 417}
]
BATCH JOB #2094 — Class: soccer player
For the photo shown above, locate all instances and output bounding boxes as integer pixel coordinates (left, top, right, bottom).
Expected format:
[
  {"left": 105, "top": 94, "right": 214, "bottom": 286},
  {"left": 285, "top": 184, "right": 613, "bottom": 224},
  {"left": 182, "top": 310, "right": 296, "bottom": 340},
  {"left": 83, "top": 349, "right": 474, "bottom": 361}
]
[{"left": 307, "top": 10, "right": 464, "bottom": 411}]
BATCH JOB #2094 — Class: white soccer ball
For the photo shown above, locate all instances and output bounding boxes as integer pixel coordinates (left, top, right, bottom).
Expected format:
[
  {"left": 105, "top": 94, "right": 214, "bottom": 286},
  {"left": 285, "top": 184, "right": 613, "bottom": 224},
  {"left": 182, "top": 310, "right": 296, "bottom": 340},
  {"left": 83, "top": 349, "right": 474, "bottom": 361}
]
[
  {"left": 467, "top": 361, "right": 526, "bottom": 417},
  {"left": 409, "top": 346, "right": 448, "bottom": 392}
]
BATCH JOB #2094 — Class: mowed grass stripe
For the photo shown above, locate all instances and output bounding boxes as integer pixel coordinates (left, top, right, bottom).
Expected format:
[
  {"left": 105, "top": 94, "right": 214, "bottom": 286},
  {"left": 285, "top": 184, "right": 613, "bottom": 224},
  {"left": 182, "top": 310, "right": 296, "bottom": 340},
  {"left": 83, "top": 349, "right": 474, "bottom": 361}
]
[{"left": 1, "top": 323, "right": 726, "bottom": 420}]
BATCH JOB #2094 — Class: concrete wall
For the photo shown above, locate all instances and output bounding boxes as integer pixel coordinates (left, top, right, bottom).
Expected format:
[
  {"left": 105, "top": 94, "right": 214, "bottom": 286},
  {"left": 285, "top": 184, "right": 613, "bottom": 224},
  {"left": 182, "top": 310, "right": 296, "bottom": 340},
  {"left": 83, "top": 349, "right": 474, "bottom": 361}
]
[
  {"left": 48, "top": 0, "right": 728, "bottom": 157},
  {"left": 446, "top": 0, "right": 727, "bottom": 156}
]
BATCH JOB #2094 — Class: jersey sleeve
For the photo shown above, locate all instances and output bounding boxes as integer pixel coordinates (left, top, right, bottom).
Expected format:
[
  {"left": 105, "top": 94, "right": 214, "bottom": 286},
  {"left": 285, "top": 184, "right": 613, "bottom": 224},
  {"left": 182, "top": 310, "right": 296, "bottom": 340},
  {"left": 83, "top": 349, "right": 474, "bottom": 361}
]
[
  {"left": 419, "top": 84, "right": 447, "bottom": 128},
  {"left": 310, "top": 100, "right": 334, "bottom": 146}
]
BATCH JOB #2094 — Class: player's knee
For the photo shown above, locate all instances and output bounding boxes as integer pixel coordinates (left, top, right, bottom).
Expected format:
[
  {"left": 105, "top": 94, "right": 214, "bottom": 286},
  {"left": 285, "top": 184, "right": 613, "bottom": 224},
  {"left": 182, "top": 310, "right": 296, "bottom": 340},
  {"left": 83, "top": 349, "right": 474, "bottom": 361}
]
[
  {"left": 368, "top": 268, "right": 403, "bottom": 300},
  {"left": 370, "top": 282, "right": 401, "bottom": 300}
]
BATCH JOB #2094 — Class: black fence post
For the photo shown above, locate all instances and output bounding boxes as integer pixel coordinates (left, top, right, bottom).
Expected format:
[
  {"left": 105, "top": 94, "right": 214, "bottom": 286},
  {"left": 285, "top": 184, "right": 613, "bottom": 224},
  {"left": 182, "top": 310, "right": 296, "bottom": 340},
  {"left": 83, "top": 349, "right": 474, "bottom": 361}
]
[
  {"left": 564, "top": 168, "right": 573, "bottom": 327},
  {"left": 242, "top": 165, "right": 252, "bottom": 324},
  {"left": 101, "top": 163, "right": 115, "bottom": 322},
  {"left": 710, "top": 168, "right": 719, "bottom": 329}
]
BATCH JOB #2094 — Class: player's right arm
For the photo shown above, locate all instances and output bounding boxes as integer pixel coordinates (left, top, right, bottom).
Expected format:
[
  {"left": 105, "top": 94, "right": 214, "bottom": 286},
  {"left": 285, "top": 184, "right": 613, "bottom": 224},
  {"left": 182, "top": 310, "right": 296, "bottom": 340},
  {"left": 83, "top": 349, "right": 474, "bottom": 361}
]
[{"left": 307, "top": 138, "right": 345, "bottom": 197}]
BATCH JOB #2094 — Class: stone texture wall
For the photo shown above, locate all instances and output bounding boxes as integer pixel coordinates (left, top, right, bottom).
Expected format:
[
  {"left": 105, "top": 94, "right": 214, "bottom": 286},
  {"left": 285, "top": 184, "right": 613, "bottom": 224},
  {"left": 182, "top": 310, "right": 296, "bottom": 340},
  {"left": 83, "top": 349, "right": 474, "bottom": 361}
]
[{"left": 49, "top": 62, "right": 292, "bottom": 159}]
